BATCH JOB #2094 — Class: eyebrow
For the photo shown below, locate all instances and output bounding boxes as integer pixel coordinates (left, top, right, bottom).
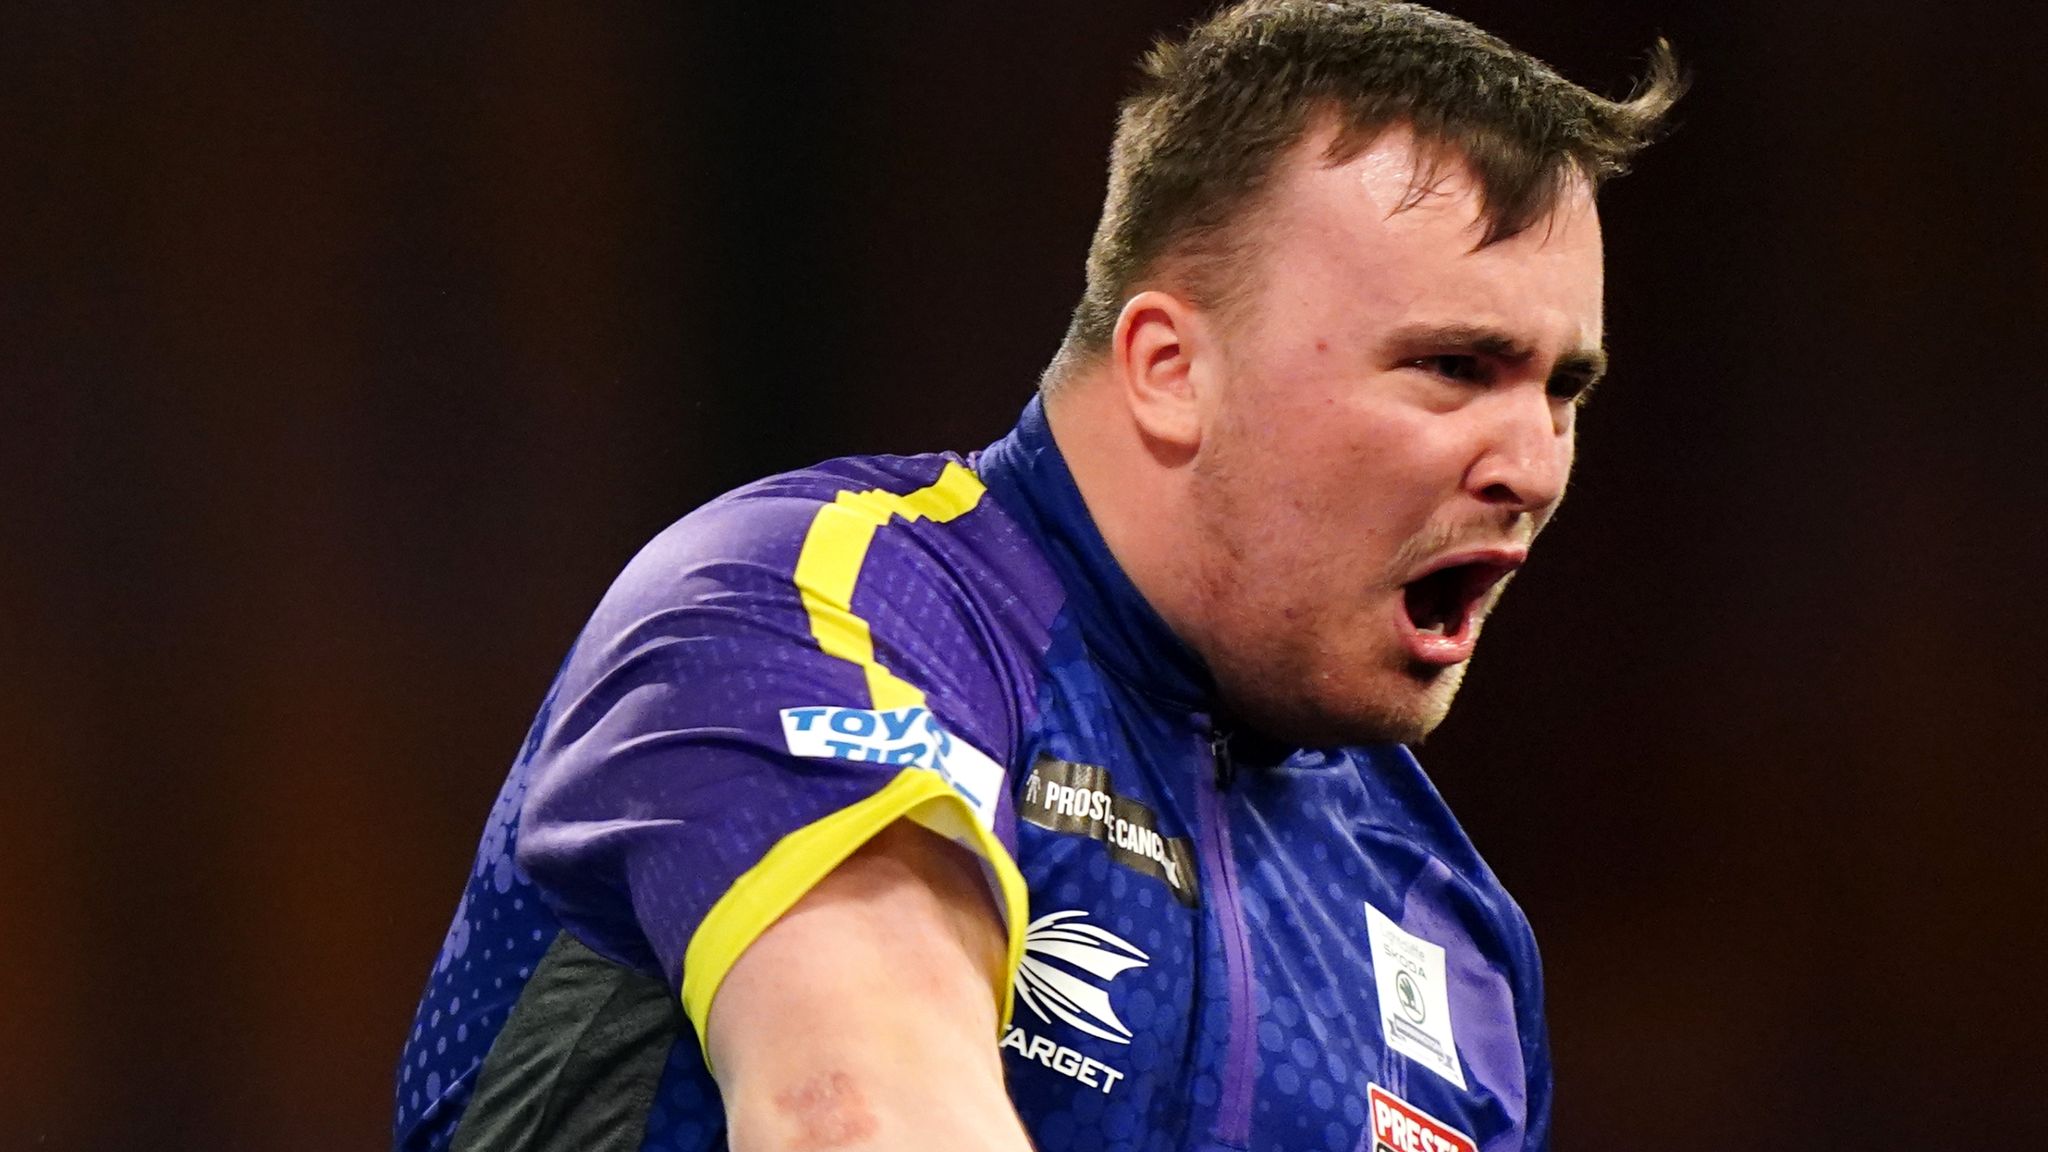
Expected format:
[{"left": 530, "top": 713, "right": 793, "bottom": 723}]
[{"left": 1386, "top": 322, "right": 1609, "bottom": 386}]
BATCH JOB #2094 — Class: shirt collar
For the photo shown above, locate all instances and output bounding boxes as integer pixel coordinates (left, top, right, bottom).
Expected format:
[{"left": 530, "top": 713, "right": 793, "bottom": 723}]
[{"left": 976, "top": 394, "right": 1214, "bottom": 710}]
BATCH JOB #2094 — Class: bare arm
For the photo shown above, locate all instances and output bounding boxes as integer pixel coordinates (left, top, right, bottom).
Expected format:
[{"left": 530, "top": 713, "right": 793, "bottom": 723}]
[{"left": 706, "top": 820, "right": 1035, "bottom": 1152}]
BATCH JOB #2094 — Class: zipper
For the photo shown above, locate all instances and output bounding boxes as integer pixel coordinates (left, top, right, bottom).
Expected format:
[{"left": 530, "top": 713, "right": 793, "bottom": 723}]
[{"left": 1196, "top": 723, "right": 1255, "bottom": 1148}]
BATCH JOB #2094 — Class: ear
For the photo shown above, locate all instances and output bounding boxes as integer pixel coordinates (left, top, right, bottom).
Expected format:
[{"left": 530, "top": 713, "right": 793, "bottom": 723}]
[{"left": 1110, "top": 289, "right": 1212, "bottom": 453}]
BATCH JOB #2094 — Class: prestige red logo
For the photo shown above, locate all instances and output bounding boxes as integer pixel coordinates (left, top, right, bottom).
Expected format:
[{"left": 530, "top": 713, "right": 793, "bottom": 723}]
[{"left": 1368, "top": 1084, "right": 1477, "bottom": 1152}]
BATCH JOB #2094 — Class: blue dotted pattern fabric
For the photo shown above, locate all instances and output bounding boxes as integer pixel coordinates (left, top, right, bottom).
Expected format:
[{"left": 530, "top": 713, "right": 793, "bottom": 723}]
[
  {"left": 394, "top": 677, "right": 575, "bottom": 1150},
  {"left": 393, "top": 397, "right": 1552, "bottom": 1151}
]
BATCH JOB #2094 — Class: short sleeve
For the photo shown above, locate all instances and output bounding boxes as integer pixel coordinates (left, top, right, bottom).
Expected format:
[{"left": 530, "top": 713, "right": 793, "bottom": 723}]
[{"left": 514, "top": 459, "right": 1032, "bottom": 1053}]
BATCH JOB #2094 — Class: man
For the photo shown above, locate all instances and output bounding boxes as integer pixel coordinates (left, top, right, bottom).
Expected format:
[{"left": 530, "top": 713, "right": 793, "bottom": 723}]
[{"left": 395, "top": 3, "right": 1679, "bottom": 1150}]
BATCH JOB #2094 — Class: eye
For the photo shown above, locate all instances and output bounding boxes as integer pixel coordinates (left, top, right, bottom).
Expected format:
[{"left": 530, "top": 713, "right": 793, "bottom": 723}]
[
  {"left": 1409, "top": 355, "right": 1486, "bottom": 383},
  {"left": 1546, "top": 372, "right": 1599, "bottom": 406}
]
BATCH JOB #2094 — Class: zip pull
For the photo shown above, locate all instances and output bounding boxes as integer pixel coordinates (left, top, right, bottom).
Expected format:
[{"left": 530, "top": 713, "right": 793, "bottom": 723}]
[{"left": 1211, "top": 728, "right": 1236, "bottom": 791}]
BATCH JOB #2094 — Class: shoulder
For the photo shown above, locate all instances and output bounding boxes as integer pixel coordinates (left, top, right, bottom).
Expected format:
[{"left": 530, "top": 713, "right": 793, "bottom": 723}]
[
  {"left": 561, "top": 449, "right": 1065, "bottom": 757},
  {"left": 597, "top": 451, "right": 1033, "bottom": 623}
]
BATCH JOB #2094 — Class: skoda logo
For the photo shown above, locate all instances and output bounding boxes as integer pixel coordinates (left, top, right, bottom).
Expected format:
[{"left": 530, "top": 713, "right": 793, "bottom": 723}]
[{"left": 1395, "top": 970, "right": 1426, "bottom": 1024}]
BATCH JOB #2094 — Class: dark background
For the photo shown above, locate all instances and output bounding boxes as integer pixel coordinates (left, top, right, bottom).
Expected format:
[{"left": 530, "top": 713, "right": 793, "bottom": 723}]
[{"left": 5, "top": 3, "right": 2044, "bottom": 1149}]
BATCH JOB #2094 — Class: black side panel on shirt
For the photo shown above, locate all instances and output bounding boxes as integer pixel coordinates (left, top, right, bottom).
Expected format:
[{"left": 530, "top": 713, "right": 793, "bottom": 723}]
[{"left": 451, "top": 930, "right": 684, "bottom": 1152}]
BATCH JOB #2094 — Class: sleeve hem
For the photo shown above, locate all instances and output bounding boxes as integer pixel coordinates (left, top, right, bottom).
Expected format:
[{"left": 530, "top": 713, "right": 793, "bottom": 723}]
[{"left": 678, "top": 766, "right": 1029, "bottom": 1062}]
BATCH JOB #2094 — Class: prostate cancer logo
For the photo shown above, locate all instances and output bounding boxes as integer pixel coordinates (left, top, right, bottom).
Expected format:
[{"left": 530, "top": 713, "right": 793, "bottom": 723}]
[
  {"left": 1021, "top": 756, "right": 1202, "bottom": 908},
  {"left": 1015, "top": 910, "right": 1149, "bottom": 1045}
]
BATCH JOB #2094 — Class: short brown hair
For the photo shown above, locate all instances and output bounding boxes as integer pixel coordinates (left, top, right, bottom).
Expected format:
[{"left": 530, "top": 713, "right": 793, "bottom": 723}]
[{"left": 1050, "top": 0, "right": 1682, "bottom": 380}]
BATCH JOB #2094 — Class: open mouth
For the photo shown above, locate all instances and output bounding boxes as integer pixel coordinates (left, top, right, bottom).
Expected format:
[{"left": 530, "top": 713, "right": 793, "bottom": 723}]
[{"left": 1399, "top": 557, "right": 1521, "bottom": 657}]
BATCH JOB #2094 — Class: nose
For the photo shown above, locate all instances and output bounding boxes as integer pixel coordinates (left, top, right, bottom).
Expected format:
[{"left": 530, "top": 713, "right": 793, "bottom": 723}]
[{"left": 1465, "top": 385, "right": 1573, "bottom": 516}]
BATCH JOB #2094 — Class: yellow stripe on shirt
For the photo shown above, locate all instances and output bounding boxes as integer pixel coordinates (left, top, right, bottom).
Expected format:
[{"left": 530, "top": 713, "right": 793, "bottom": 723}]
[{"left": 790, "top": 460, "right": 985, "bottom": 709}]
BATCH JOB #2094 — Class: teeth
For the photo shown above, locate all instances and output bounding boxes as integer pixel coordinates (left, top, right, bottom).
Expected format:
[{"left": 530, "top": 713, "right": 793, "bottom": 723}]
[{"left": 1404, "top": 570, "right": 1464, "bottom": 638}]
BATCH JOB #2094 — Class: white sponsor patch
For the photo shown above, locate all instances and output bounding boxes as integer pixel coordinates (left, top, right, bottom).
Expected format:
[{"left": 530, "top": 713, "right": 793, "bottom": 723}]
[
  {"left": 1365, "top": 901, "right": 1466, "bottom": 1089},
  {"left": 779, "top": 705, "right": 1005, "bottom": 829}
]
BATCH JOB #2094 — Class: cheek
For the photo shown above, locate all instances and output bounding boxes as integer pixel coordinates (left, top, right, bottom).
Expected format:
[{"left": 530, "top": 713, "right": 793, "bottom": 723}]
[
  {"left": 1213, "top": 375, "right": 1447, "bottom": 550},
  {"left": 1294, "top": 409, "right": 1444, "bottom": 513}
]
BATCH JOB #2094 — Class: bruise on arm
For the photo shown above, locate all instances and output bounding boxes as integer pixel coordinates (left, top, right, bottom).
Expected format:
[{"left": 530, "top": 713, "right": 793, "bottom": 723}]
[{"left": 773, "top": 1071, "right": 879, "bottom": 1152}]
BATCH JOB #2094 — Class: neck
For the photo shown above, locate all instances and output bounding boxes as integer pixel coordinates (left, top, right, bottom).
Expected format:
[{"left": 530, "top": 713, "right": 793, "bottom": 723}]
[{"left": 1040, "top": 372, "right": 1209, "bottom": 662}]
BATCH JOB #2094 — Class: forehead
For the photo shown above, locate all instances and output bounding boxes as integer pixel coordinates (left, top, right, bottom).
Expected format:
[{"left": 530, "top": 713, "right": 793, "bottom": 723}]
[{"left": 1249, "top": 124, "right": 1605, "bottom": 347}]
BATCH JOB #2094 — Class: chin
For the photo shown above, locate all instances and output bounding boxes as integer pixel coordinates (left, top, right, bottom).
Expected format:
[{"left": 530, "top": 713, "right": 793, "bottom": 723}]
[
  {"left": 1336, "top": 696, "right": 1452, "bottom": 747},
  {"left": 1391, "top": 662, "right": 1468, "bottom": 745},
  {"left": 1221, "top": 661, "right": 1466, "bottom": 749}
]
